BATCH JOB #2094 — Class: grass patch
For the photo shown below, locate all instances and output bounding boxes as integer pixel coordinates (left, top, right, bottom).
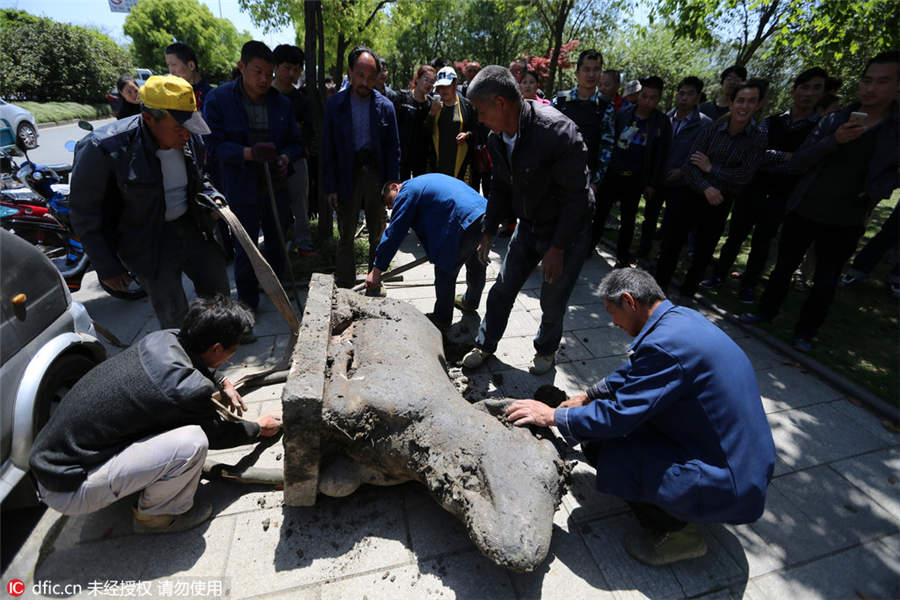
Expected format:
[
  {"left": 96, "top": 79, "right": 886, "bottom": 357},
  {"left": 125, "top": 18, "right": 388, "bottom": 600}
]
[
  {"left": 606, "top": 192, "right": 899, "bottom": 404},
  {"left": 287, "top": 217, "right": 371, "bottom": 282},
  {"left": 16, "top": 101, "right": 112, "bottom": 124}
]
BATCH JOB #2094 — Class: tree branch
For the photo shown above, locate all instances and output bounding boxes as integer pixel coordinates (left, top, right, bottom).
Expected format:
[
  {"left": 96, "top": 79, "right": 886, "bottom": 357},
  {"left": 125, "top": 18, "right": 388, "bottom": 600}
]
[{"left": 359, "top": 0, "right": 396, "bottom": 32}]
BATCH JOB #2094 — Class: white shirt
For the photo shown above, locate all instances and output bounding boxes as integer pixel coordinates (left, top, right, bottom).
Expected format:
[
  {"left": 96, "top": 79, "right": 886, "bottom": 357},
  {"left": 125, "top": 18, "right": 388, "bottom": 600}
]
[
  {"left": 501, "top": 131, "right": 518, "bottom": 164},
  {"left": 156, "top": 148, "right": 188, "bottom": 222}
]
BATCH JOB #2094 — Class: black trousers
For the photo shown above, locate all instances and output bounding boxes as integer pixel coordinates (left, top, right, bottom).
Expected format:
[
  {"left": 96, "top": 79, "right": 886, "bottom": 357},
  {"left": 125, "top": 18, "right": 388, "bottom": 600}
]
[
  {"left": 628, "top": 502, "right": 687, "bottom": 533},
  {"left": 637, "top": 187, "right": 666, "bottom": 258},
  {"left": 714, "top": 184, "right": 789, "bottom": 290},
  {"left": 591, "top": 171, "right": 643, "bottom": 264},
  {"left": 851, "top": 202, "right": 899, "bottom": 275},
  {"left": 654, "top": 186, "right": 732, "bottom": 295},
  {"left": 758, "top": 211, "right": 864, "bottom": 339}
]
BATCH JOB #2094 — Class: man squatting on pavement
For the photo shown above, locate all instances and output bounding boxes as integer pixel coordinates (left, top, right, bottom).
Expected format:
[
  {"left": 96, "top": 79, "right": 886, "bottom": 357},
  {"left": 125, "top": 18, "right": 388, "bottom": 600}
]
[
  {"left": 506, "top": 268, "right": 776, "bottom": 566},
  {"left": 365, "top": 173, "right": 488, "bottom": 330},
  {"left": 29, "top": 296, "right": 282, "bottom": 534},
  {"left": 462, "top": 65, "right": 594, "bottom": 376}
]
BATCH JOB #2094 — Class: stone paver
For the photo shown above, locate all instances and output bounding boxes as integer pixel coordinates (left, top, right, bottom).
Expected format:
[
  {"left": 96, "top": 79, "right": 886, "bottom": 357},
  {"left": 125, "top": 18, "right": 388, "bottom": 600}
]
[{"left": 6, "top": 237, "right": 898, "bottom": 599}]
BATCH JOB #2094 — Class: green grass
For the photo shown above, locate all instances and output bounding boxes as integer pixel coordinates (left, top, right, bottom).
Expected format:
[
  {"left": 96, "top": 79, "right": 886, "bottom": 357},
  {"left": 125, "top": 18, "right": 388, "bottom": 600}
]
[
  {"left": 16, "top": 101, "right": 112, "bottom": 124},
  {"left": 607, "top": 192, "right": 899, "bottom": 404},
  {"left": 286, "top": 217, "right": 371, "bottom": 281}
]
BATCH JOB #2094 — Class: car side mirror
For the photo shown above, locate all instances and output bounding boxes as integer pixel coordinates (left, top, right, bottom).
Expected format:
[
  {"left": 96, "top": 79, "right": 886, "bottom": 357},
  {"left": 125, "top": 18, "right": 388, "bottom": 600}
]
[{"left": 77, "top": 120, "right": 93, "bottom": 132}]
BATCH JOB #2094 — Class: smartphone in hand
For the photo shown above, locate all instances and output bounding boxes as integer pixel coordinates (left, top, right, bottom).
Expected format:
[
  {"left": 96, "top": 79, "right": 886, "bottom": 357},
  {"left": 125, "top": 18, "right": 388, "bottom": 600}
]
[{"left": 850, "top": 111, "right": 867, "bottom": 125}]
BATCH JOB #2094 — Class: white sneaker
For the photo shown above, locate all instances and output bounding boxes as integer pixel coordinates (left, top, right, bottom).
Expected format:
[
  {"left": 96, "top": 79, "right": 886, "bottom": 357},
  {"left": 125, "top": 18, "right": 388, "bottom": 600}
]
[
  {"left": 529, "top": 352, "right": 556, "bottom": 375},
  {"left": 462, "top": 347, "right": 492, "bottom": 369}
]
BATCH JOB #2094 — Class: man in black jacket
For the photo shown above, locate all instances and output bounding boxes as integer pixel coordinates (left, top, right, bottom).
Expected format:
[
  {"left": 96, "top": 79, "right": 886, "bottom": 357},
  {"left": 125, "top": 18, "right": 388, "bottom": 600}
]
[
  {"left": 743, "top": 52, "right": 899, "bottom": 351},
  {"left": 70, "top": 75, "right": 229, "bottom": 329},
  {"left": 462, "top": 65, "right": 593, "bottom": 375},
  {"left": 30, "top": 296, "right": 282, "bottom": 534},
  {"left": 592, "top": 76, "right": 671, "bottom": 266}
]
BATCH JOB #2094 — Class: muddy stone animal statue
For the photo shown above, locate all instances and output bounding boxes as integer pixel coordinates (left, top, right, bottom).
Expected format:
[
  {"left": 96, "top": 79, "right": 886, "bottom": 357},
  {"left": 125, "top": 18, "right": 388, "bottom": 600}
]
[{"left": 281, "top": 274, "right": 567, "bottom": 572}]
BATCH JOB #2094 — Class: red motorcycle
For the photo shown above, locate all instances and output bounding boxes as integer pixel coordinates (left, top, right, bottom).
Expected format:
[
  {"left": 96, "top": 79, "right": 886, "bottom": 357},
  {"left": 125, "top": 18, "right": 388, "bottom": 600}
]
[{"left": 0, "top": 142, "right": 146, "bottom": 300}]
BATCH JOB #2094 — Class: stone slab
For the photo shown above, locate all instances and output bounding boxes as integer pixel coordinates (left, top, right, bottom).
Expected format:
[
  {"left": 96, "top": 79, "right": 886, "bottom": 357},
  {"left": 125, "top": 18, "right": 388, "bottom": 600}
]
[
  {"left": 743, "top": 532, "right": 900, "bottom": 600},
  {"left": 572, "top": 326, "right": 632, "bottom": 359},
  {"left": 767, "top": 401, "right": 897, "bottom": 474},
  {"left": 579, "top": 513, "right": 686, "bottom": 599},
  {"left": 282, "top": 273, "right": 332, "bottom": 506},
  {"left": 829, "top": 447, "right": 900, "bottom": 518},
  {"left": 224, "top": 486, "right": 412, "bottom": 597},
  {"left": 319, "top": 550, "right": 516, "bottom": 600},
  {"left": 756, "top": 364, "right": 843, "bottom": 414}
]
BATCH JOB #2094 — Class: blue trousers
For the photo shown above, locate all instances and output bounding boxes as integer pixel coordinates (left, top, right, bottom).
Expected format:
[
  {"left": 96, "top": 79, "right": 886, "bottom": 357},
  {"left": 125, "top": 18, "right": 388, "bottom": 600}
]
[
  {"left": 231, "top": 191, "right": 291, "bottom": 309},
  {"left": 476, "top": 222, "right": 590, "bottom": 355},
  {"left": 432, "top": 217, "right": 487, "bottom": 327}
]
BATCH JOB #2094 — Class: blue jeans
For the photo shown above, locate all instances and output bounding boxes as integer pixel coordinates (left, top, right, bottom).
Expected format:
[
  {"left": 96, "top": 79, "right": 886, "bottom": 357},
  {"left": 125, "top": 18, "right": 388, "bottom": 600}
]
[
  {"left": 475, "top": 222, "right": 590, "bottom": 355},
  {"left": 432, "top": 217, "right": 487, "bottom": 327}
]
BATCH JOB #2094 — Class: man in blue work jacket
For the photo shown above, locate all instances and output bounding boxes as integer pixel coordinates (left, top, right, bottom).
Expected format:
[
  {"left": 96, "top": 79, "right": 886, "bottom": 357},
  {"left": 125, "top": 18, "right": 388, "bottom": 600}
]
[
  {"left": 323, "top": 45, "right": 401, "bottom": 292},
  {"left": 506, "top": 267, "right": 775, "bottom": 567},
  {"left": 365, "top": 174, "right": 487, "bottom": 330},
  {"left": 203, "top": 41, "right": 304, "bottom": 316}
]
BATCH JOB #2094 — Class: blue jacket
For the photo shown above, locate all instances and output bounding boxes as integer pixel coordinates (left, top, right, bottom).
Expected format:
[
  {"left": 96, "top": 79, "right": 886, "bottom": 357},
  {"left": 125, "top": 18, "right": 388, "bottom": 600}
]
[
  {"left": 373, "top": 174, "right": 486, "bottom": 273},
  {"left": 202, "top": 78, "right": 303, "bottom": 206},
  {"left": 555, "top": 300, "right": 775, "bottom": 524},
  {"left": 663, "top": 107, "right": 713, "bottom": 187},
  {"left": 322, "top": 88, "right": 400, "bottom": 202}
]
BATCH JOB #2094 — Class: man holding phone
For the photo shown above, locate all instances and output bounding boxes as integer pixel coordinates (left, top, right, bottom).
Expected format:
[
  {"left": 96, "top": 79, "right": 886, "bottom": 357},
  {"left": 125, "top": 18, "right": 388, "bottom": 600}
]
[{"left": 743, "top": 51, "right": 899, "bottom": 351}]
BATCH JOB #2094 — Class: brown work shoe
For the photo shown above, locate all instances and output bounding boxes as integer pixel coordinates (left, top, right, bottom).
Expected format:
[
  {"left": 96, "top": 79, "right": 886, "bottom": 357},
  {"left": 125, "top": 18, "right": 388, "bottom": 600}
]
[
  {"left": 624, "top": 523, "right": 708, "bottom": 566},
  {"left": 132, "top": 501, "right": 213, "bottom": 535}
]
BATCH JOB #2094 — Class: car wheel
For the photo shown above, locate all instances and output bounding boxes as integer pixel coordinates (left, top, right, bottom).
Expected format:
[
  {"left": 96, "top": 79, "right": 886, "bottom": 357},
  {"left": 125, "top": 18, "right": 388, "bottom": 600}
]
[
  {"left": 32, "top": 353, "right": 98, "bottom": 435},
  {"left": 16, "top": 122, "right": 37, "bottom": 150}
]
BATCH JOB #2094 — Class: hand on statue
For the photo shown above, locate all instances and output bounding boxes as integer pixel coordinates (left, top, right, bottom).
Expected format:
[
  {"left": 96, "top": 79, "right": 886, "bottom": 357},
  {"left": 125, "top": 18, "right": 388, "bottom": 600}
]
[
  {"left": 257, "top": 414, "right": 282, "bottom": 437},
  {"left": 558, "top": 392, "right": 590, "bottom": 408},
  {"left": 505, "top": 400, "right": 556, "bottom": 428},
  {"left": 365, "top": 268, "right": 382, "bottom": 291}
]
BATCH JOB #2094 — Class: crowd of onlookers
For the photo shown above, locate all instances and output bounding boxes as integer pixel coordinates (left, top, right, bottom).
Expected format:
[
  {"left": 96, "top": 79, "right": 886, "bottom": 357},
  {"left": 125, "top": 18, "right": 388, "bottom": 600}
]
[{"left": 106, "top": 40, "right": 898, "bottom": 352}]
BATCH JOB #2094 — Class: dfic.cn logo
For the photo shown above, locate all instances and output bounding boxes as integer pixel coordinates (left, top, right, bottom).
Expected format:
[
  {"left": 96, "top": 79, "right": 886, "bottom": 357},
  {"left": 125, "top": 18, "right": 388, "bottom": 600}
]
[{"left": 6, "top": 579, "right": 25, "bottom": 597}]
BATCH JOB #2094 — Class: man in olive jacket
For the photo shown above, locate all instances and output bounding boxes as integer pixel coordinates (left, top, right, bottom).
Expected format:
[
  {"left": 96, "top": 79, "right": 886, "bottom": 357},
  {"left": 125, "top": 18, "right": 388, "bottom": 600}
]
[
  {"left": 462, "top": 65, "right": 593, "bottom": 375},
  {"left": 30, "top": 296, "right": 282, "bottom": 534}
]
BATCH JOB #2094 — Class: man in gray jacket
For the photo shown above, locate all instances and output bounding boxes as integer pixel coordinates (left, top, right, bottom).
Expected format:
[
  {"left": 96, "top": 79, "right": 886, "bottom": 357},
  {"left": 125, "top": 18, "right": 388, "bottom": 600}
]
[
  {"left": 30, "top": 296, "right": 282, "bottom": 534},
  {"left": 462, "top": 65, "right": 593, "bottom": 375},
  {"left": 70, "top": 75, "right": 229, "bottom": 329}
]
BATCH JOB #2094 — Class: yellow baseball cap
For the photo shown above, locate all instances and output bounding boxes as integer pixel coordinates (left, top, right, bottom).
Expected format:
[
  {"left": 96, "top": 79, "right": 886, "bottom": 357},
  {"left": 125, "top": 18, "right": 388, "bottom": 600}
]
[{"left": 140, "top": 75, "right": 211, "bottom": 135}]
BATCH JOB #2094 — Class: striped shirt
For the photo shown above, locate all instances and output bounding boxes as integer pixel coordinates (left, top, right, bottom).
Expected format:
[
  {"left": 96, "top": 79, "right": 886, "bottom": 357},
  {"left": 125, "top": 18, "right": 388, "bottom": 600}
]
[{"left": 683, "top": 119, "right": 767, "bottom": 196}]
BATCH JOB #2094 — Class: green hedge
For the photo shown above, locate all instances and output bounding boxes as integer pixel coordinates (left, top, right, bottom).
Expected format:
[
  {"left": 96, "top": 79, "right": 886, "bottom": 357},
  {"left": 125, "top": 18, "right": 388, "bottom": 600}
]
[
  {"left": 16, "top": 102, "right": 113, "bottom": 124},
  {"left": 0, "top": 10, "right": 132, "bottom": 103}
]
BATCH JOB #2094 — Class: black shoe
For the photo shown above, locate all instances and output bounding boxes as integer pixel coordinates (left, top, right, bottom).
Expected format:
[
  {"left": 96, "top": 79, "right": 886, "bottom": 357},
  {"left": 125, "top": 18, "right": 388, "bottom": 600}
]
[
  {"left": 792, "top": 337, "right": 813, "bottom": 353},
  {"left": 699, "top": 276, "right": 723, "bottom": 289}
]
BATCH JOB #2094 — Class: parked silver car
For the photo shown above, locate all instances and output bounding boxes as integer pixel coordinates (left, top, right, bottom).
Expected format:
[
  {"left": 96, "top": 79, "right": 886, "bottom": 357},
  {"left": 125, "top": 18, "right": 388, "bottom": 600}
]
[
  {"left": 0, "top": 228, "right": 105, "bottom": 503},
  {"left": 0, "top": 99, "right": 38, "bottom": 149}
]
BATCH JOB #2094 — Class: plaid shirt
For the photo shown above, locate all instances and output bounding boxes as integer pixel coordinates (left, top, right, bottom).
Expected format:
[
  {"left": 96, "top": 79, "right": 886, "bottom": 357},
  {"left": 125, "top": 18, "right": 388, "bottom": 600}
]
[
  {"left": 554, "top": 87, "right": 616, "bottom": 184},
  {"left": 683, "top": 119, "right": 767, "bottom": 196}
]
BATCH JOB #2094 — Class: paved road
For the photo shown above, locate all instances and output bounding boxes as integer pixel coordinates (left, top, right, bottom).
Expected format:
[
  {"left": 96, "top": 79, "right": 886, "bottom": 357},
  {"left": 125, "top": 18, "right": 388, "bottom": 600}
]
[{"left": 28, "top": 117, "right": 115, "bottom": 167}]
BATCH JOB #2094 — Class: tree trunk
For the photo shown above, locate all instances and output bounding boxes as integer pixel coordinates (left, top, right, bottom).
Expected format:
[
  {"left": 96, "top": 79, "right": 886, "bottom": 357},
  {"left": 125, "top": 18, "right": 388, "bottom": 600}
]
[{"left": 308, "top": 0, "right": 332, "bottom": 240}]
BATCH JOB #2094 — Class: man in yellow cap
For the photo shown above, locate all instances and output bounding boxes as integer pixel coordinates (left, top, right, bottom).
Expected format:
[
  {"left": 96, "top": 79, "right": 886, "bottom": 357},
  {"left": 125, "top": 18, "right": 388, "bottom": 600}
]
[{"left": 69, "top": 74, "right": 230, "bottom": 330}]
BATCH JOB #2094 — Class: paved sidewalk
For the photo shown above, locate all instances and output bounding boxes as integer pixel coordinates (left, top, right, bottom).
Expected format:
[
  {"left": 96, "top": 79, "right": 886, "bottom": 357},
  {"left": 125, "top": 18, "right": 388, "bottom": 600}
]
[{"left": 4, "top": 236, "right": 898, "bottom": 599}]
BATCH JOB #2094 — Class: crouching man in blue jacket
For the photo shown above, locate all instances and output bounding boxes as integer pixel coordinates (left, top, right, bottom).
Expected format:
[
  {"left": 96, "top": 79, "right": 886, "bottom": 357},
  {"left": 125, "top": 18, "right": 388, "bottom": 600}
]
[
  {"left": 365, "top": 173, "right": 487, "bottom": 331},
  {"left": 506, "top": 267, "right": 775, "bottom": 566}
]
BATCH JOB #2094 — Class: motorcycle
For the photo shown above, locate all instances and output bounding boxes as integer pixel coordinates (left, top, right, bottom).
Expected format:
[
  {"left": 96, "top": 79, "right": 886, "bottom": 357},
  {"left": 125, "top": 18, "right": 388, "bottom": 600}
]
[{"left": 0, "top": 138, "right": 146, "bottom": 300}]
